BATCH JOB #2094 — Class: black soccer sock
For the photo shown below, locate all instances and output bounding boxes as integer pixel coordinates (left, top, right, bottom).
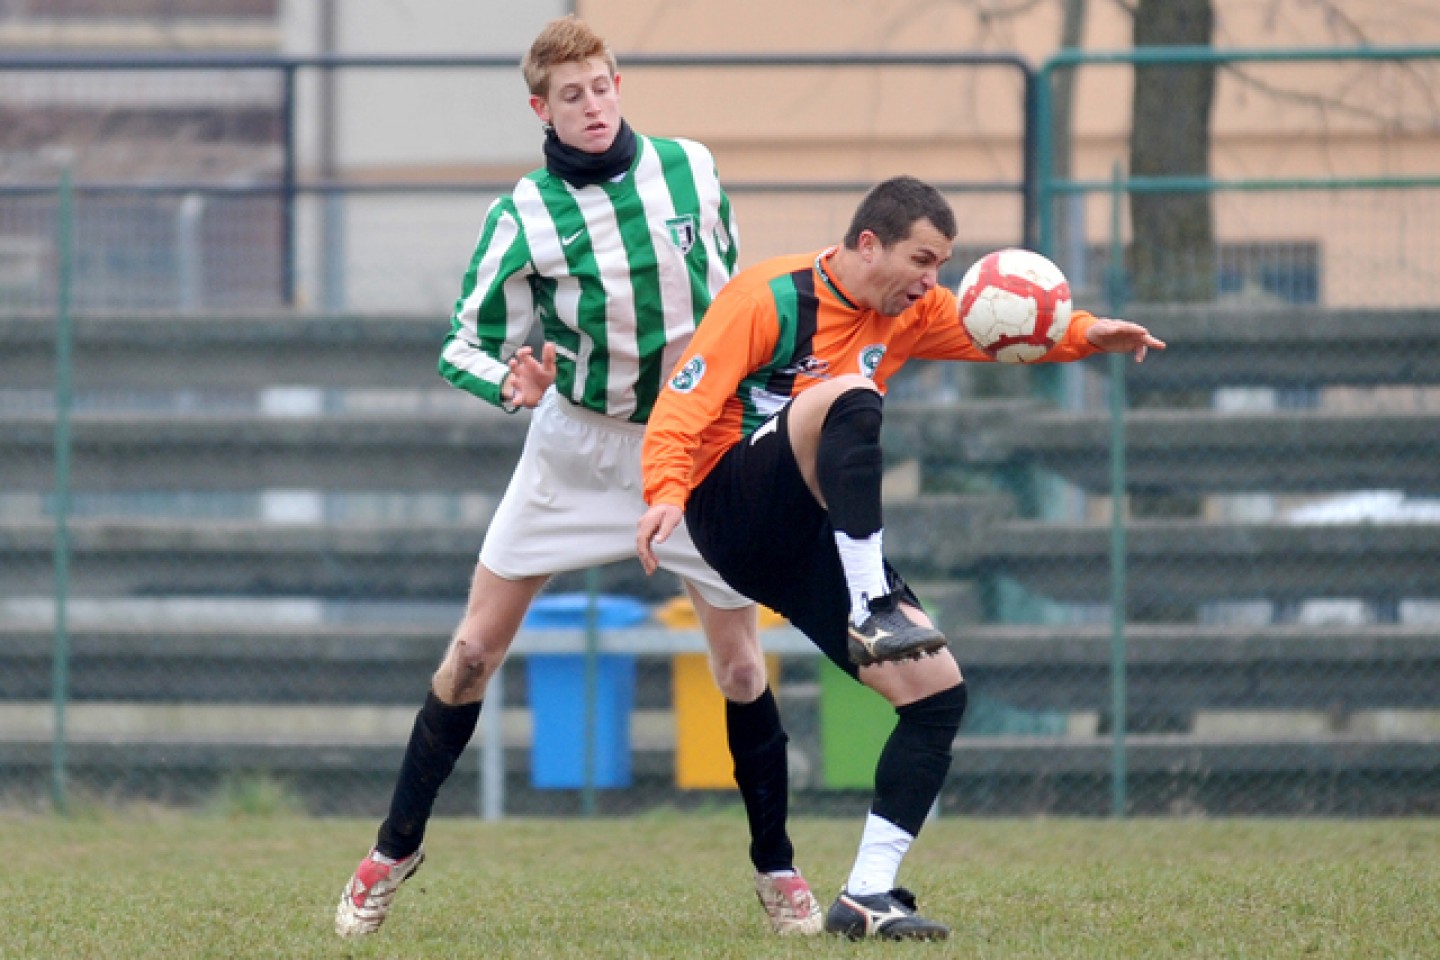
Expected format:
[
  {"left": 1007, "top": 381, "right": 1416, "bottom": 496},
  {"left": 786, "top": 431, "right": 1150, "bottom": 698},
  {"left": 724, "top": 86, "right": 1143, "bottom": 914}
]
[
  {"left": 816, "top": 388, "right": 885, "bottom": 539},
  {"left": 376, "top": 690, "right": 482, "bottom": 860},
  {"left": 871, "top": 683, "right": 968, "bottom": 836},
  {"left": 726, "top": 686, "right": 795, "bottom": 874}
]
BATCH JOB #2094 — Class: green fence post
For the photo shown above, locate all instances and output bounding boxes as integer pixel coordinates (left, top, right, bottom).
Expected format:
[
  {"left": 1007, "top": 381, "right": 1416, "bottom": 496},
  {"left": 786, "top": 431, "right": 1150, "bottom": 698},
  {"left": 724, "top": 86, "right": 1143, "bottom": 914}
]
[
  {"left": 581, "top": 568, "right": 599, "bottom": 817},
  {"left": 51, "top": 165, "right": 75, "bottom": 815},
  {"left": 1106, "top": 162, "right": 1129, "bottom": 818}
]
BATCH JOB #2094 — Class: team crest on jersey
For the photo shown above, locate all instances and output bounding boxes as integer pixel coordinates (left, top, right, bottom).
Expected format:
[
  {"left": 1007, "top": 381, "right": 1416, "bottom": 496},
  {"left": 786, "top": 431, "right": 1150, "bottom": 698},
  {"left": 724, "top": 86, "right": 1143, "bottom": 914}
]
[
  {"left": 669, "top": 355, "right": 706, "bottom": 393},
  {"left": 859, "top": 344, "right": 886, "bottom": 377},
  {"left": 666, "top": 215, "right": 697, "bottom": 254}
]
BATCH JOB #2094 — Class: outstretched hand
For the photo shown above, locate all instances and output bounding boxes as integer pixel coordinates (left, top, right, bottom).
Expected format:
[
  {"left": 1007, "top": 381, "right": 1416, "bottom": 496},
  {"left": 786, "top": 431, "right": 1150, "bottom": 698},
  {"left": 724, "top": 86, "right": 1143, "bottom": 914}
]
[
  {"left": 505, "top": 342, "right": 557, "bottom": 408},
  {"left": 636, "top": 503, "right": 684, "bottom": 576},
  {"left": 1084, "top": 318, "right": 1167, "bottom": 363}
]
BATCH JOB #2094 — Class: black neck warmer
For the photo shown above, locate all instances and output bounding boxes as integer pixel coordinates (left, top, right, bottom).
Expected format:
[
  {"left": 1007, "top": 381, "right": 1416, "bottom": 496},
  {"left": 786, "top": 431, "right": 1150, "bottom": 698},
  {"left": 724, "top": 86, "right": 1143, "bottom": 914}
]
[{"left": 543, "top": 119, "right": 637, "bottom": 188}]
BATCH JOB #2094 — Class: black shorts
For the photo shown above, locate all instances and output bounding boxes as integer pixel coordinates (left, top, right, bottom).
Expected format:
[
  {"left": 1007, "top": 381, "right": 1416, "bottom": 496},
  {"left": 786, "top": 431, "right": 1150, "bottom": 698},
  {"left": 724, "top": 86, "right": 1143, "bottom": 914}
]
[{"left": 687, "top": 401, "right": 917, "bottom": 679}]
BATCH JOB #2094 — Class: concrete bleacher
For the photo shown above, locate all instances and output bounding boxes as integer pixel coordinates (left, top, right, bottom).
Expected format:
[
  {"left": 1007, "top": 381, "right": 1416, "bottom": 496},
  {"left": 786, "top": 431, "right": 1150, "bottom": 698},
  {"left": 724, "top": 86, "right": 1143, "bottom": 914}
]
[
  {"left": 886, "top": 404, "right": 1440, "bottom": 494},
  {"left": 4, "top": 304, "right": 1439, "bottom": 814}
]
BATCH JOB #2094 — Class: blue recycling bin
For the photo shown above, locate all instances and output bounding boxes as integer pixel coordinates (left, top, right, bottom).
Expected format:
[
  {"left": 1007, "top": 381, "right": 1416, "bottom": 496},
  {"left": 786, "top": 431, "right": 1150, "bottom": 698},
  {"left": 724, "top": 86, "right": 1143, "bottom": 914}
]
[{"left": 524, "top": 594, "right": 648, "bottom": 790}]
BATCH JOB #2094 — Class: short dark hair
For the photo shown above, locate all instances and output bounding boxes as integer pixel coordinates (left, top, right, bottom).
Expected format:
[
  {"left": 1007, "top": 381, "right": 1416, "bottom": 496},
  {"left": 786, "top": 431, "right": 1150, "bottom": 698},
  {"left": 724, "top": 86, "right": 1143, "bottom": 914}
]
[{"left": 842, "top": 176, "right": 957, "bottom": 250}]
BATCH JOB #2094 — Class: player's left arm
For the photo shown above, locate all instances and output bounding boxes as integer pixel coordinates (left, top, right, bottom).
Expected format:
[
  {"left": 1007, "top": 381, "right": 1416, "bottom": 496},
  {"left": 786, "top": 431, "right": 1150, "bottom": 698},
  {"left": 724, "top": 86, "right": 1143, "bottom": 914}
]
[
  {"left": 1081, "top": 314, "right": 1167, "bottom": 362},
  {"left": 1034, "top": 310, "right": 1165, "bottom": 363},
  {"left": 638, "top": 289, "right": 776, "bottom": 573}
]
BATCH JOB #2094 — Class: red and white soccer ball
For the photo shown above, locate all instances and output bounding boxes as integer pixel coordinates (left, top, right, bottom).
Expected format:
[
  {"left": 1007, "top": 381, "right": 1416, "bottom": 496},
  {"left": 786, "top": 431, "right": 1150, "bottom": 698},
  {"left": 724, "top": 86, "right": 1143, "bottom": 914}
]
[{"left": 957, "top": 248, "right": 1073, "bottom": 364}]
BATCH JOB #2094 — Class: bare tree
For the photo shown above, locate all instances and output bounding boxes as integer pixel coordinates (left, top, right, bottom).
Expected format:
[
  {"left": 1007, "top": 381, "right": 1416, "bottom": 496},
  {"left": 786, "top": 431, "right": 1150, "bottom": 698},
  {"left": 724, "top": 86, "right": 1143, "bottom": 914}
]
[
  {"left": 1049, "top": 0, "right": 1089, "bottom": 282},
  {"left": 1127, "top": 0, "right": 1216, "bottom": 303}
]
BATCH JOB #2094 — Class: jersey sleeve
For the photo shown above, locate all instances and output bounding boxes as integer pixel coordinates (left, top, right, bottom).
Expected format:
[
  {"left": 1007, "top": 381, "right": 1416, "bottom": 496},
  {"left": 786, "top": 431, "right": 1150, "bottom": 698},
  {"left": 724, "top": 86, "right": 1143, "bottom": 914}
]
[
  {"left": 908, "top": 287, "right": 1102, "bottom": 363},
  {"left": 641, "top": 287, "right": 778, "bottom": 509},
  {"left": 683, "top": 137, "right": 739, "bottom": 289},
  {"left": 437, "top": 196, "right": 537, "bottom": 408},
  {"left": 909, "top": 287, "right": 994, "bottom": 362},
  {"left": 1037, "top": 309, "right": 1101, "bottom": 361},
  {"left": 716, "top": 182, "right": 739, "bottom": 277}
]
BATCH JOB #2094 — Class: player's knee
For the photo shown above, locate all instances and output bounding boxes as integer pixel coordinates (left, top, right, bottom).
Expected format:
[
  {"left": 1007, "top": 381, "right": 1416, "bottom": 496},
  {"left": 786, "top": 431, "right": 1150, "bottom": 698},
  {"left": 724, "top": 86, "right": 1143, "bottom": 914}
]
[
  {"left": 434, "top": 632, "right": 503, "bottom": 702},
  {"left": 712, "top": 654, "right": 767, "bottom": 702}
]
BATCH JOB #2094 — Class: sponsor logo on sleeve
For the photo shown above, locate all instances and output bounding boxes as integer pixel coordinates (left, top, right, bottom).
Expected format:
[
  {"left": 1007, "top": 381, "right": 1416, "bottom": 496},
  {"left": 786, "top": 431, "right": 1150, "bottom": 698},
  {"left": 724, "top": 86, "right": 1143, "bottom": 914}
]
[{"left": 669, "top": 355, "right": 706, "bottom": 393}]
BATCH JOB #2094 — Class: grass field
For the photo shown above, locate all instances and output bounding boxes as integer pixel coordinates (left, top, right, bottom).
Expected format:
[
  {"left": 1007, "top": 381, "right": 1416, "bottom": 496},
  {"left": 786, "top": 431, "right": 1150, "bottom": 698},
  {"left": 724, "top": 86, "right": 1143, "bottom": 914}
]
[{"left": 5, "top": 810, "right": 1438, "bottom": 959}]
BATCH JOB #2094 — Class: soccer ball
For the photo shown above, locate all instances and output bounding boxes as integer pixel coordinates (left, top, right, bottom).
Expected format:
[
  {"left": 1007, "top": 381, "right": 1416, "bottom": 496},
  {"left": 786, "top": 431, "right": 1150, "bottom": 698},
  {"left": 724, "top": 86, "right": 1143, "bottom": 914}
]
[{"left": 957, "top": 248, "right": 1073, "bottom": 364}]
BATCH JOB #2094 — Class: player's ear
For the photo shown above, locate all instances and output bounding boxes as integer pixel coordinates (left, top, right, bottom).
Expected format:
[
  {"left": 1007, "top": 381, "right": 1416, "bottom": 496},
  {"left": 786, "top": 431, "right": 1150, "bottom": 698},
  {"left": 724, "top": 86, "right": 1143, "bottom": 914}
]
[
  {"left": 860, "top": 230, "right": 879, "bottom": 264},
  {"left": 529, "top": 95, "right": 550, "bottom": 126}
]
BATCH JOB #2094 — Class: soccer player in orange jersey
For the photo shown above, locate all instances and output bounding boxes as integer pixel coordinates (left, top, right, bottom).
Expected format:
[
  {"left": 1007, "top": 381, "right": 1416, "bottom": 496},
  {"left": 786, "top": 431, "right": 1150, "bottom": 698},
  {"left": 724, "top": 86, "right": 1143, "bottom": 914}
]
[{"left": 638, "top": 176, "right": 1163, "bottom": 939}]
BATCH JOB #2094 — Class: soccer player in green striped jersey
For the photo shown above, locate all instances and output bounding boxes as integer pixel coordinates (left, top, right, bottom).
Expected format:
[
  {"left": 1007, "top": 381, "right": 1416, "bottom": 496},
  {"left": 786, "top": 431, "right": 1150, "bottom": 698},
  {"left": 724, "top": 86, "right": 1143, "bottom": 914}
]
[{"left": 336, "top": 16, "right": 820, "bottom": 940}]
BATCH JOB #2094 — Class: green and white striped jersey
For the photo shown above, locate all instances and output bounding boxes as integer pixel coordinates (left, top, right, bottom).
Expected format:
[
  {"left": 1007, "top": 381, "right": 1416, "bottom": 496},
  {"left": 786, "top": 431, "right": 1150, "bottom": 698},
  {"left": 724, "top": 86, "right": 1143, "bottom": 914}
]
[{"left": 439, "top": 133, "right": 739, "bottom": 423}]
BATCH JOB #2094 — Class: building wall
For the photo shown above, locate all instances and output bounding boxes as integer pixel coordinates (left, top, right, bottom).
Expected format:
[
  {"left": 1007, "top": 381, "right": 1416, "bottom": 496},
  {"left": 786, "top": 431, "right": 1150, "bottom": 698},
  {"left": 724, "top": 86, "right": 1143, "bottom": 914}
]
[
  {"left": 578, "top": 1, "right": 1440, "bottom": 303},
  {"left": 281, "top": 0, "right": 567, "bottom": 171},
  {"left": 5, "top": 2, "right": 1434, "bottom": 307}
]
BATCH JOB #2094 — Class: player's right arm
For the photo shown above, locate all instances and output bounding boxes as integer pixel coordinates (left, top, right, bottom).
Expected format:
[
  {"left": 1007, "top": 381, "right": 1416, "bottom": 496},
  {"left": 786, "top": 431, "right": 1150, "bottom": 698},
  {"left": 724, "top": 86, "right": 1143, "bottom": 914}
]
[
  {"left": 437, "top": 196, "right": 538, "bottom": 410},
  {"left": 639, "top": 293, "right": 766, "bottom": 575},
  {"left": 640, "top": 285, "right": 780, "bottom": 513}
]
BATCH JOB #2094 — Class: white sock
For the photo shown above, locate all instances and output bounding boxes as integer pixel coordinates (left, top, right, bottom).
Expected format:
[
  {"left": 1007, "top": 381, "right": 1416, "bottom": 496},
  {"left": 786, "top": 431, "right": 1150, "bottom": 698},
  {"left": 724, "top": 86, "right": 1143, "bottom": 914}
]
[
  {"left": 845, "top": 813, "right": 913, "bottom": 896},
  {"left": 834, "top": 530, "right": 887, "bottom": 627}
]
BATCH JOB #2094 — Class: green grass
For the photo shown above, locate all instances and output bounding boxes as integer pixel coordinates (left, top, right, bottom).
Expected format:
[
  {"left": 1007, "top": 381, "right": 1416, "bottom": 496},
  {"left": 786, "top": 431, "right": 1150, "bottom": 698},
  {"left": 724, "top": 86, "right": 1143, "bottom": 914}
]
[{"left": 5, "top": 811, "right": 1439, "bottom": 959}]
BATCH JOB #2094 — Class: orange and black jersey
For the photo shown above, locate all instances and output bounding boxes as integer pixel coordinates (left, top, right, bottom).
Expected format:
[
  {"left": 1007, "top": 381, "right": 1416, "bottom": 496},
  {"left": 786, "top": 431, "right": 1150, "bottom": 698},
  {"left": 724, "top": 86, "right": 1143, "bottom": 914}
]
[{"left": 641, "top": 246, "right": 1100, "bottom": 510}]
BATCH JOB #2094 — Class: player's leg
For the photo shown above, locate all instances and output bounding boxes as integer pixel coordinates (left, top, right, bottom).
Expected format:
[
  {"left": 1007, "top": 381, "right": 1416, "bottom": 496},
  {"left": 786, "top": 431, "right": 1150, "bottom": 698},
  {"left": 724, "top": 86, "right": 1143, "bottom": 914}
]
[
  {"left": 338, "top": 394, "right": 583, "bottom": 938},
  {"left": 336, "top": 562, "right": 545, "bottom": 938},
  {"left": 690, "top": 400, "right": 962, "bottom": 940},
  {"left": 771, "top": 572, "right": 964, "bottom": 939},
  {"left": 663, "top": 522, "right": 820, "bottom": 935},
  {"left": 825, "top": 649, "right": 966, "bottom": 941},
  {"left": 685, "top": 432, "right": 842, "bottom": 934},
  {"left": 683, "top": 583, "right": 822, "bottom": 936},
  {"left": 784, "top": 376, "right": 947, "bottom": 666},
  {"left": 381, "top": 564, "right": 545, "bottom": 855}
]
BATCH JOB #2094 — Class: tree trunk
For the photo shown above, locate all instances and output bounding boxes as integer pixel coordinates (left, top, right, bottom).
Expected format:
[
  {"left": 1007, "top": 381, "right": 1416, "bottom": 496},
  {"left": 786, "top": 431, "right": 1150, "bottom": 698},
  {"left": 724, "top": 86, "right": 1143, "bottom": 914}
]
[
  {"left": 1050, "top": 0, "right": 1088, "bottom": 284},
  {"left": 1128, "top": 0, "right": 1216, "bottom": 303}
]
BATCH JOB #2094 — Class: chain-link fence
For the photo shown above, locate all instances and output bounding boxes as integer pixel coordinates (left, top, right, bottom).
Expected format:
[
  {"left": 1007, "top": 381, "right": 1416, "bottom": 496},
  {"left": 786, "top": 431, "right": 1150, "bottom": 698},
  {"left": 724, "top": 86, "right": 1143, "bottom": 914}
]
[
  {"left": 0, "top": 52, "right": 1037, "bottom": 818},
  {"left": 3, "top": 47, "right": 1439, "bottom": 820},
  {"left": 933, "top": 45, "right": 1440, "bottom": 816}
]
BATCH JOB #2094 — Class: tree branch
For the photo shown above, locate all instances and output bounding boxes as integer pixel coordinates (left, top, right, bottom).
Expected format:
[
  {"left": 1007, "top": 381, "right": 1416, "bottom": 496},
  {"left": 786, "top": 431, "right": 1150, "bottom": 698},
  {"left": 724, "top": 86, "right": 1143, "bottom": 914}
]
[
  {"left": 1222, "top": 64, "right": 1404, "bottom": 130},
  {"left": 972, "top": 0, "right": 1050, "bottom": 21}
]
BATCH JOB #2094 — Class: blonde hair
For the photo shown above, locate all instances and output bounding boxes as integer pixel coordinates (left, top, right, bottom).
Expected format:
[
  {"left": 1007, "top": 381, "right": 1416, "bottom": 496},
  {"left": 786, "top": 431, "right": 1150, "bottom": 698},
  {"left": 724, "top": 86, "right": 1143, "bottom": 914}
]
[{"left": 521, "top": 15, "right": 617, "bottom": 97}]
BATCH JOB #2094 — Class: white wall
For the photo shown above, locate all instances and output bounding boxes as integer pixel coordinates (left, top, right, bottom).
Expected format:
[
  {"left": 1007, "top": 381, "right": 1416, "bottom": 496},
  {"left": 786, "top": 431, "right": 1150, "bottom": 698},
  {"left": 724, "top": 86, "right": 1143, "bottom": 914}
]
[
  {"left": 279, "top": 1, "right": 568, "bottom": 310},
  {"left": 281, "top": 0, "right": 568, "bottom": 172}
]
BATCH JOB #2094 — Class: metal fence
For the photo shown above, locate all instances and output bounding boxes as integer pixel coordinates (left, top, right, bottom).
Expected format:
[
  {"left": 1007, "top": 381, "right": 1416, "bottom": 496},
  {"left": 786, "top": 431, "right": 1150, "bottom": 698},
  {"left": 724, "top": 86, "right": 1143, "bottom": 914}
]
[
  {"left": 0, "top": 52, "right": 1034, "bottom": 818},
  {"left": 3, "top": 47, "right": 1440, "bottom": 819},
  {"left": 1017, "top": 45, "right": 1440, "bottom": 815},
  {"left": 0, "top": 52, "right": 1035, "bottom": 314}
]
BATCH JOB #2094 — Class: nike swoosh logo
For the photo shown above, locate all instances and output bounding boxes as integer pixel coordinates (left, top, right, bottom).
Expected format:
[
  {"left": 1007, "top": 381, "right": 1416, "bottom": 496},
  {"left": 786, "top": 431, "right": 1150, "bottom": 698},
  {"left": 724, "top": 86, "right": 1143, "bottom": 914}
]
[{"left": 561, "top": 230, "right": 584, "bottom": 247}]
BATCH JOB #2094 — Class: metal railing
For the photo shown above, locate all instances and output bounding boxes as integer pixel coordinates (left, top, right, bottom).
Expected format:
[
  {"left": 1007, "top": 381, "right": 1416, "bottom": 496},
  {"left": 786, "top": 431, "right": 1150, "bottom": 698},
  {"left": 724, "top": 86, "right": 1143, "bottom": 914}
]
[{"left": 0, "top": 51, "right": 1036, "bottom": 309}]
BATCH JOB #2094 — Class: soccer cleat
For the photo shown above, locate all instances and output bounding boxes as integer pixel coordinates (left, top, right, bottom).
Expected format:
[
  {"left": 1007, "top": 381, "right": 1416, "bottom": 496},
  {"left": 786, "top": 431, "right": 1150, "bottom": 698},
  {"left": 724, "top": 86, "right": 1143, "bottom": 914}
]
[
  {"left": 824, "top": 887, "right": 950, "bottom": 941},
  {"left": 754, "top": 870, "right": 824, "bottom": 936},
  {"left": 847, "top": 593, "right": 948, "bottom": 667},
  {"left": 335, "top": 845, "right": 424, "bottom": 938}
]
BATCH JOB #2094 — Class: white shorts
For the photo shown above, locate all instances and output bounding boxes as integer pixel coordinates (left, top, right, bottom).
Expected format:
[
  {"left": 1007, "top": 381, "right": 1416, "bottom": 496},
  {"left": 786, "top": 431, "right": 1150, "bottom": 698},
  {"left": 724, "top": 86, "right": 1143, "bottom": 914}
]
[{"left": 479, "top": 388, "right": 750, "bottom": 610}]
